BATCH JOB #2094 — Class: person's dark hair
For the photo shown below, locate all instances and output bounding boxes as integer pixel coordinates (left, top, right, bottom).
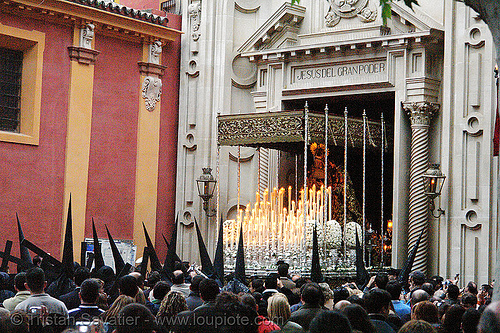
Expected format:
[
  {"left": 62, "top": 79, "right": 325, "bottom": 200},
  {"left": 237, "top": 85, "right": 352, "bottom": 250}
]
[
  {"left": 119, "top": 275, "right": 139, "bottom": 298},
  {"left": 385, "top": 280, "right": 402, "bottom": 300},
  {"left": 115, "top": 303, "right": 158, "bottom": 333},
  {"left": 96, "top": 265, "right": 115, "bottom": 284},
  {"left": 240, "top": 293, "right": 257, "bottom": 310},
  {"left": 410, "top": 271, "right": 426, "bottom": 286},
  {"left": 216, "top": 291, "right": 258, "bottom": 333},
  {"left": 309, "top": 310, "right": 353, "bottom": 333},
  {"left": 462, "top": 308, "right": 481, "bottom": 333},
  {"left": 265, "top": 273, "right": 278, "bottom": 290},
  {"left": 0, "top": 311, "right": 28, "bottom": 333},
  {"left": 146, "top": 271, "right": 161, "bottom": 288},
  {"left": 295, "top": 277, "right": 308, "bottom": 290},
  {"left": 442, "top": 304, "right": 465, "bottom": 333},
  {"left": 25, "top": 267, "right": 45, "bottom": 293},
  {"left": 411, "top": 289, "right": 430, "bottom": 307},
  {"left": 14, "top": 272, "right": 27, "bottom": 292},
  {"left": 399, "top": 320, "right": 437, "bottom": 333},
  {"left": 375, "top": 273, "right": 389, "bottom": 290},
  {"left": 74, "top": 267, "right": 91, "bottom": 286},
  {"left": 478, "top": 302, "right": 500, "bottom": 333},
  {"left": 461, "top": 292, "right": 478, "bottom": 309},
  {"left": 301, "top": 282, "right": 323, "bottom": 306},
  {"left": 481, "top": 284, "right": 494, "bottom": 298},
  {"left": 190, "top": 275, "right": 205, "bottom": 293},
  {"left": 33, "top": 255, "right": 42, "bottom": 267},
  {"left": 413, "top": 301, "right": 439, "bottom": 324},
  {"left": 430, "top": 276, "right": 444, "bottom": 291},
  {"left": 342, "top": 304, "right": 376, "bottom": 333},
  {"left": 447, "top": 284, "right": 460, "bottom": 300},
  {"left": 466, "top": 281, "right": 478, "bottom": 295},
  {"left": 346, "top": 294, "right": 365, "bottom": 308},
  {"left": 80, "top": 278, "right": 100, "bottom": 304},
  {"left": 199, "top": 278, "right": 220, "bottom": 302},
  {"left": 421, "top": 282, "right": 434, "bottom": 296},
  {"left": 251, "top": 278, "right": 265, "bottom": 293},
  {"left": 172, "top": 270, "right": 184, "bottom": 285},
  {"left": 333, "top": 287, "right": 349, "bottom": 303},
  {"left": 364, "top": 288, "right": 392, "bottom": 314},
  {"left": 153, "top": 281, "right": 171, "bottom": 301},
  {"left": 278, "top": 263, "right": 289, "bottom": 278}
]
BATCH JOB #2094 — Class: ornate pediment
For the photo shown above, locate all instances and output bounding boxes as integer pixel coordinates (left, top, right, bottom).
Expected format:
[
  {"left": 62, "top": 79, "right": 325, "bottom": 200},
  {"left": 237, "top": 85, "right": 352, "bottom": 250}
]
[{"left": 237, "top": 2, "right": 306, "bottom": 53}]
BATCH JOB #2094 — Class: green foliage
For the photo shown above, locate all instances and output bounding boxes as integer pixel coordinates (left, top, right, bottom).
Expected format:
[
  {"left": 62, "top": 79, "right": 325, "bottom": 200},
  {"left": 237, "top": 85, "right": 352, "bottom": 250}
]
[{"left": 291, "top": 0, "right": 300, "bottom": 5}]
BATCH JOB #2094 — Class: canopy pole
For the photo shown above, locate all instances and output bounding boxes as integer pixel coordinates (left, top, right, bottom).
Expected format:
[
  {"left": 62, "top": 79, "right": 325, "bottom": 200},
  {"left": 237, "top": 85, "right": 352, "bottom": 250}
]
[
  {"left": 324, "top": 104, "right": 329, "bottom": 262},
  {"left": 381, "top": 112, "right": 386, "bottom": 267},
  {"left": 343, "top": 107, "right": 348, "bottom": 263},
  {"left": 363, "top": 109, "right": 367, "bottom": 265},
  {"left": 303, "top": 102, "right": 309, "bottom": 270}
]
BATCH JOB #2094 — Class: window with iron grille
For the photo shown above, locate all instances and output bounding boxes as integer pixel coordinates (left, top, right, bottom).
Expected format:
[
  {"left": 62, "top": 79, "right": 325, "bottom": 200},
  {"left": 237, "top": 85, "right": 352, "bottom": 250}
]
[
  {"left": 0, "top": 48, "right": 23, "bottom": 132},
  {"left": 161, "top": 0, "right": 177, "bottom": 14}
]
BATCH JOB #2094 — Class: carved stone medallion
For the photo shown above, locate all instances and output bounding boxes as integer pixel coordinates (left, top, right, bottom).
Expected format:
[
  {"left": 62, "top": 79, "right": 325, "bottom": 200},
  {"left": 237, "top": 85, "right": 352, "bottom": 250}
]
[
  {"left": 325, "top": 0, "right": 376, "bottom": 27},
  {"left": 142, "top": 76, "right": 162, "bottom": 111},
  {"left": 149, "top": 41, "right": 162, "bottom": 65},
  {"left": 79, "top": 23, "right": 95, "bottom": 49}
]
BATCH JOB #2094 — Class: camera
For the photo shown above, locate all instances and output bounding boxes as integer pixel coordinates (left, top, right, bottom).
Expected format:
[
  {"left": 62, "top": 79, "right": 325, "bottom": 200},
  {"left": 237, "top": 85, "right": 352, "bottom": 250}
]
[
  {"left": 29, "top": 306, "right": 42, "bottom": 315},
  {"left": 76, "top": 321, "right": 92, "bottom": 333}
]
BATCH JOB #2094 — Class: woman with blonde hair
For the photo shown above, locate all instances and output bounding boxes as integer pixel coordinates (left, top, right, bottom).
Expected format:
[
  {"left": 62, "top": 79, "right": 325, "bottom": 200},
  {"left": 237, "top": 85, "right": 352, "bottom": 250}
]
[
  {"left": 267, "top": 292, "right": 301, "bottom": 330},
  {"left": 100, "top": 295, "right": 135, "bottom": 333},
  {"left": 156, "top": 291, "right": 188, "bottom": 332}
]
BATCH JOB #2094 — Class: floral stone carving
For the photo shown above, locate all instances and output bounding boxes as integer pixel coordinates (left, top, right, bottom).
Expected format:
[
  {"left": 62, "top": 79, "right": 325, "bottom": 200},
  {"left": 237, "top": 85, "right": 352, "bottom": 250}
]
[
  {"left": 142, "top": 76, "right": 162, "bottom": 111},
  {"left": 325, "top": 0, "right": 376, "bottom": 27}
]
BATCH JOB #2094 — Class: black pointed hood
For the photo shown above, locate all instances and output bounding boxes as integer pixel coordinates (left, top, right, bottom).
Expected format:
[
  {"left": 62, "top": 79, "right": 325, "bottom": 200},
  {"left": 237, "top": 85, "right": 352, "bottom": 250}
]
[
  {"left": 142, "top": 223, "right": 162, "bottom": 272},
  {"left": 398, "top": 229, "right": 424, "bottom": 289},
  {"left": 162, "top": 233, "right": 184, "bottom": 268},
  {"left": 105, "top": 225, "right": 125, "bottom": 274},
  {"left": 234, "top": 222, "right": 246, "bottom": 284},
  {"left": 194, "top": 217, "right": 214, "bottom": 276},
  {"left": 163, "top": 214, "right": 179, "bottom": 277},
  {"left": 140, "top": 247, "right": 150, "bottom": 278},
  {"left": 61, "top": 196, "right": 74, "bottom": 278},
  {"left": 213, "top": 217, "right": 224, "bottom": 283},
  {"left": 20, "top": 238, "right": 62, "bottom": 268},
  {"left": 0, "top": 241, "right": 13, "bottom": 272},
  {"left": 355, "top": 227, "right": 369, "bottom": 289},
  {"left": 16, "top": 214, "right": 32, "bottom": 266},
  {"left": 310, "top": 225, "right": 323, "bottom": 283},
  {"left": 92, "top": 219, "right": 105, "bottom": 271}
]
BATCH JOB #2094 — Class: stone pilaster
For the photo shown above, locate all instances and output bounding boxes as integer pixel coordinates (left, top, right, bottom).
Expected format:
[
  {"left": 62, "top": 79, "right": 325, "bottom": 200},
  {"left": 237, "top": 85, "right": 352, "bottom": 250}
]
[{"left": 403, "top": 101, "right": 440, "bottom": 274}]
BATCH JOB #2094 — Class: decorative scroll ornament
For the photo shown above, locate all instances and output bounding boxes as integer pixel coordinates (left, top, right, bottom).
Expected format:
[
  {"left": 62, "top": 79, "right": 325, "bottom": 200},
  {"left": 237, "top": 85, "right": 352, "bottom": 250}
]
[
  {"left": 325, "top": 0, "right": 375, "bottom": 27},
  {"left": 79, "top": 23, "right": 95, "bottom": 49},
  {"left": 188, "top": 2, "right": 201, "bottom": 41},
  {"left": 403, "top": 102, "right": 440, "bottom": 127},
  {"left": 149, "top": 41, "right": 162, "bottom": 65},
  {"left": 142, "top": 76, "right": 162, "bottom": 111}
]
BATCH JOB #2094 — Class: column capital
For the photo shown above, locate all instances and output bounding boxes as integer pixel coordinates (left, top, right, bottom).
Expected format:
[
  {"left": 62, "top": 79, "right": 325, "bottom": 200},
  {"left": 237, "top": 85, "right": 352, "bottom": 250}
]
[{"left": 402, "top": 101, "right": 440, "bottom": 127}]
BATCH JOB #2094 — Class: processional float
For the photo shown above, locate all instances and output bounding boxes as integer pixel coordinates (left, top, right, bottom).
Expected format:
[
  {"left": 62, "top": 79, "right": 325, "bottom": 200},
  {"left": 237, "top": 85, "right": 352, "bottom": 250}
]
[{"left": 216, "top": 104, "right": 388, "bottom": 274}]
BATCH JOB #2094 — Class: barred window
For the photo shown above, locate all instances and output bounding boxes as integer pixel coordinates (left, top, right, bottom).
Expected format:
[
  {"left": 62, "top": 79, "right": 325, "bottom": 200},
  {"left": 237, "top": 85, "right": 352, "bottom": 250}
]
[
  {"left": 0, "top": 48, "right": 23, "bottom": 132},
  {"left": 161, "top": 0, "right": 177, "bottom": 14}
]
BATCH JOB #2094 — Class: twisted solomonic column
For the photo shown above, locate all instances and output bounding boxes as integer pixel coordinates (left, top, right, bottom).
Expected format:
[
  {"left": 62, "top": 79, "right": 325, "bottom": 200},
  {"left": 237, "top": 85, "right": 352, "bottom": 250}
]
[{"left": 403, "top": 101, "right": 440, "bottom": 274}]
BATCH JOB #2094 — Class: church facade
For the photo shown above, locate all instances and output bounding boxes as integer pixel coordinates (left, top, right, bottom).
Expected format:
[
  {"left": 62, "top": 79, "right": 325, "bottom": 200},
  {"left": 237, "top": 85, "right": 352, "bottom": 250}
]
[{"left": 176, "top": 0, "right": 498, "bottom": 284}]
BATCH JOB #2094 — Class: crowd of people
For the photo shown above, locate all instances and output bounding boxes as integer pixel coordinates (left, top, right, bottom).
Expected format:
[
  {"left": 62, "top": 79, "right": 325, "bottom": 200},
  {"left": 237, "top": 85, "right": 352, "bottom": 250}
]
[{"left": 0, "top": 260, "right": 498, "bottom": 333}]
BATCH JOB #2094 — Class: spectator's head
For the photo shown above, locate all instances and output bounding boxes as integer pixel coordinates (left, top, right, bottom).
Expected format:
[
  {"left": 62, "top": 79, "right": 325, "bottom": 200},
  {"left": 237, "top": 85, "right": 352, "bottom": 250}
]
[
  {"left": 240, "top": 293, "right": 257, "bottom": 311},
  {"left": 430, "top": 276, "right": 444, "bottom": 291},
  {"left": 0, "top": 311, "right": 28, "bottom": 333},
  {"left": 152, "top": 281, "right": 171, "bottom": 301},
  {"left": 461, "top": 292, "right": 478, "bottom": 309},
  {"left": 442, "top": 304, "right": 465, "bottom": 333},
  {"left": 375, "top": 273, "right": 389, "bottom": 290},
  {"left": 25, "top": 267, "right": 45, "bottom": 294},
  {"left": 267, "top": 292, "right": 291, "bottom": 327},
  {"left": 301, "top": 283, "right": 323, "bottom": 307},
  {"left": 250, "top": 278, "right": 265, "bottom": 293},
  {"left": 386, "top": 280, "right": 402, "bottom": 301},
  {"left": 399, "top": 320, "right": 437, "bottom": 333},
  {"left": 128, "top": 272, "right": 144, "bottom": 289},
  {"left": 421, "top": 283, "right": 434, "bottom": 296},
  {"left": 334, "top": 300, "right": 351, "bottom": 311},
  {"left": 346, "top": 294, "right": 365, "bottom": 308},
  {"left": 410, "top": 271, "right": 426, "bottom": 288},
  {"left": 146, "top": 271, "right": 161, "bottom": 289},
  {"left": 277, "top": 263, "right": 289, "bottom": 278},
  {"left": 199, "top": 278, "right": 220, "bottom": 302},
  {"left": 265, "top": 273, "right": 279, "bottom": 290},
  {"left": 115, "top": 303, "right": 157, "bottom": 333},
  {"left": 342, "top": 304, "right": 375, "bottom": 333},
  {"left": 411, "top": 289, "right": 430, "bottom": 307},
  {"left": 103, "top": 295, "right": 135, "bottom": 323},
  {"left": 96, "top": 266, "right": 115, "bottom": 284},
  {"left": 119, "top": 275, "right": 139, "bottom": 298},
  {"left": 156, "top": 291, "right": 188, "bottom": 321},
  {"left": 33, "top": 255, "right": 42, "bottom": 267},
  {"left": 79, "top": 278, "right": 100, "bottom": 304},
  {"left": 364, "top": 288, "right": 392, "bottom": 315},
  {"left": 462, "top": 308, "right": 481, "bottom": 333},
  {"left": 333, "top": 287, "right": 349, "bottom": 304},
  {"left": 447, "top": 284, "right": 460, "bottom": 300},
  {"left": 189, "top": 275, "right": 205, "bottom": 294},
  {"left": 172, "top": 270, "right": 184, "bottom": 285},
  {"left": 412, "top": 301, "right": 439, "bottom": 324},
  {"left": 294, "top": 277, "right": 308, "bottom": 290},
  {"left": 466, "top": 281, "right": 478, "bottom": 295},
  {"left": 14, "top": 272, "right": 27, "bottom": 292},
  {"left": 74, "top": 267, "right": 91, "bottom": 287},
  {"left": 478, "top": 301, "right": 500, "bottom": 333},
  {"left": 319, "top": 283, "right": 333, "bottom": 303},
  {"left": 309, "top": 310, "right": 352, "bottom": 333}
]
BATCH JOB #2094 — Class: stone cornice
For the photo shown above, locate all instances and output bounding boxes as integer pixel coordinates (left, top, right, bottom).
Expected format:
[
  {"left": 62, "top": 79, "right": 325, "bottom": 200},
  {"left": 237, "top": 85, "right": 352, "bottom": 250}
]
[
  {"left": 68, "top": 46, "right": 100, "bottom": 65},
  {"left": 138, "top": 62, "right": 167, "bottom": 77}
]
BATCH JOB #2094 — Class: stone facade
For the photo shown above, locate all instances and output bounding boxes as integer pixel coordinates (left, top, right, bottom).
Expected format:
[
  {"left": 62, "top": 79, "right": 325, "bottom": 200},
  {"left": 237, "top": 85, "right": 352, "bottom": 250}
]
[{"left": 176, "top": 0, "right": 498, "bottom": 284}]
